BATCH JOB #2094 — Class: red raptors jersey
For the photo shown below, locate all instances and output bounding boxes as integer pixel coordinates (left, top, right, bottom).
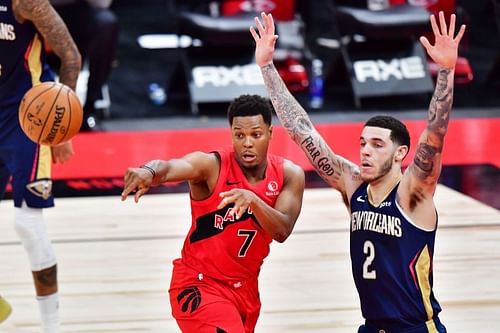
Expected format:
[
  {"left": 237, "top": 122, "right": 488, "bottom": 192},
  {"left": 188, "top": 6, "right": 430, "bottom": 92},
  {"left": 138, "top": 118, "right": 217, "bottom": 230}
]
[{"left": 181, "top": 149, "right": 284, "bottom": 283}]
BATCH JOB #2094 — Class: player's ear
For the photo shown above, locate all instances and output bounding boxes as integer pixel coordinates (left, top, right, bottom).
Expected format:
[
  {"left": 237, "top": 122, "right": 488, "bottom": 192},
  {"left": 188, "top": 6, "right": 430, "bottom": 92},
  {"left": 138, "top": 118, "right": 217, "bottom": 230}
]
[{"left": 395, "top": 145, "right": 408, "bottom": 162}]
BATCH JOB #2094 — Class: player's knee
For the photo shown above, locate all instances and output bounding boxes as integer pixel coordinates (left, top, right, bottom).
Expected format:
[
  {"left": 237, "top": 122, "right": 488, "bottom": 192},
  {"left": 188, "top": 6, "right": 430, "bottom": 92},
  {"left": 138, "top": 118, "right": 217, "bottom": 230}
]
[{"left": 14, "top": 205, "right": 57, "bottom": 271}]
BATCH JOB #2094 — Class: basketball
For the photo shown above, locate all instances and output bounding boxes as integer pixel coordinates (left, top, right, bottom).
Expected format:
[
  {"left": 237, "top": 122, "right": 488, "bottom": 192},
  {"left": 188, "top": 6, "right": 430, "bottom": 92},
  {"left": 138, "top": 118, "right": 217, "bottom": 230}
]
[{"left": 18, "top": 81, "right": 83, "bottom": 146}]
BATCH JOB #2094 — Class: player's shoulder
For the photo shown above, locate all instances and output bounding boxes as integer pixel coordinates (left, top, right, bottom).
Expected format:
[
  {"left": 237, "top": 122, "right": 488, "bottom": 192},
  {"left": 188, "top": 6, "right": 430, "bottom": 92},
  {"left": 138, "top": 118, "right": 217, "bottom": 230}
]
[
  {"left": 282, "top": 158, "right": 305, "bottom": 181},
  {"left": 184, "top": 150, "right": 220, "bottom": 166}
]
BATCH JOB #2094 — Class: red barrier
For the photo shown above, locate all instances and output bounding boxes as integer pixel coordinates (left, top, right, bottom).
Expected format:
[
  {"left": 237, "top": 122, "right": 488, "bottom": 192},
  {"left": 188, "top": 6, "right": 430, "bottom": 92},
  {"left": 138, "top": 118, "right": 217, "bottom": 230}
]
[{"left": 53, "top": 118, "right": 500, "bottom": 180}]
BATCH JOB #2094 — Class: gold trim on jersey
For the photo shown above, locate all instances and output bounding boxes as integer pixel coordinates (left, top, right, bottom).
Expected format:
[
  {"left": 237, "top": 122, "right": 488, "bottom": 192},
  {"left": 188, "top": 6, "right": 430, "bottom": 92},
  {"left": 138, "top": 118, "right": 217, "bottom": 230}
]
[
  {"left": 26, "top": 143, "right": 52, "bottom": 199},
  {"left": 425, "top": 319, "right": 439, "bottom": 333},
  {"left": 25, "top": 33, "right": 53, "bottom": 198},
  {"left": 415, "top": 244, "right": 434, "bottom": 322},
  {"left": 26, "top": 33, "right": 42, "bottom": 85},
  {"left": 36, "top": 144, "right": 51, "bottom": 179}
]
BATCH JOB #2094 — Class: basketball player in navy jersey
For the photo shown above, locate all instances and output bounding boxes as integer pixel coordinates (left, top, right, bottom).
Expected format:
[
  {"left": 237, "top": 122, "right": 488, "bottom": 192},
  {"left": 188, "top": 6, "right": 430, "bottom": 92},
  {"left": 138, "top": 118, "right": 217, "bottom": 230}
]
[
  {"left": 122, "top": 94, "right": 305, "bottom": 332},
  {"left": 251, "top": 11, "right": 464, "bottom": 333},
  {"left": 0, "top": 0, "right": 80, "bottom": 332}
]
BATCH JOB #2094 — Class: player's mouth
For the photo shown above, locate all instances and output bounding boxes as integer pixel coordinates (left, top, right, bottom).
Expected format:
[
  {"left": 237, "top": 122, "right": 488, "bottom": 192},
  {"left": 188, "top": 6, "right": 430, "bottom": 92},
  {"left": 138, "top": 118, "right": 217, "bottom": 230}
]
[
  {"left": 242, "top": 152, "right": 257, "bottom": 163},
  {"left": 361, "top": 161, "right": 373, "bottom": 171}
]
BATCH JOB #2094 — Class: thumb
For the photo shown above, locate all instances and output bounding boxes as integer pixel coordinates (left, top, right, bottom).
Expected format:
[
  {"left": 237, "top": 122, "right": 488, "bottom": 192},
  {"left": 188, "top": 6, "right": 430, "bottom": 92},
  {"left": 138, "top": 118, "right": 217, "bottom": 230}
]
[{"left": 419, "top": 36, "right": 431, "bottom": 51}]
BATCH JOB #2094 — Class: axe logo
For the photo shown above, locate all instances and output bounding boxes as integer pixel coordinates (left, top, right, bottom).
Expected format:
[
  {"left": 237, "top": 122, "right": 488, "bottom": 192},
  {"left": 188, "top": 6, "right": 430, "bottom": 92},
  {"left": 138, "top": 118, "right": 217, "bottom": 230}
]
[
  {"left": 354, "top": 56, "right": 426, "bottom": 83},
  {"left": 192, "top": 64, "right": 264, "bottom": 88}
]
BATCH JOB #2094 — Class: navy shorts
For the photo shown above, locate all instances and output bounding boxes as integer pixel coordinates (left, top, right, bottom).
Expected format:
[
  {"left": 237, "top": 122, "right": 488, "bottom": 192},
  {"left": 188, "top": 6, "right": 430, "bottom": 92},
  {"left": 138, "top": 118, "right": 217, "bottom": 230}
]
[
  {"left": 358, "top": 317, "right": 446, "bottom": 333},
  {"left": 0, "top": 104, "right": 54, "bottom": 208}
]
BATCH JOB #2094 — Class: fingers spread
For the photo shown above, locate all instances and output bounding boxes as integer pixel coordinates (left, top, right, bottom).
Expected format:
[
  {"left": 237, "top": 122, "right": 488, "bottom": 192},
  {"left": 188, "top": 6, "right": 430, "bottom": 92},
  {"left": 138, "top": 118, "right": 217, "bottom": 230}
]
[
  {"left": 439, "top": 11, "right": 447, "bottom": 35},
  {"left": 134, "top": 188, "right": 147, "bottom": 203},
  {"left": 217, "top": 191, "right": 229, "bottom": 209},
  {"left": 249, "top": 26, "right": 259, "bottom": 41},
  {"left": 255, "top": 16, "right": 265, "bottom": 36},
  {"left": 448, "top": 14, "right": 456, "bottom": 37},
  {"left": 122, "top": 180, "right": 139, "bottom": 200},
  {"left": 419, "top": 36, "right": 431, "bottom": 50},
  {"left": 263, "top": 12, "right": 275, "bottom": 35},
  {"left": 430, "top": 14, "right": 440, "bottom": 37},
  {"left": 454, "top": 24, "right": 466, "bottom": 43}
]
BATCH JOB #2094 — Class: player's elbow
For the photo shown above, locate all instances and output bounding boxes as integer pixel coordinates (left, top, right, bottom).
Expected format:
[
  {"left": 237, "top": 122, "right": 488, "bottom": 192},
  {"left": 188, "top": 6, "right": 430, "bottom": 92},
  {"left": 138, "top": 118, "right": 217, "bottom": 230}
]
[
  {"left": 272, "top": 221, "right": 295, "bottom": 243},
  {"left": 273, "top": 232, "right": 289, "bottom": 243}
]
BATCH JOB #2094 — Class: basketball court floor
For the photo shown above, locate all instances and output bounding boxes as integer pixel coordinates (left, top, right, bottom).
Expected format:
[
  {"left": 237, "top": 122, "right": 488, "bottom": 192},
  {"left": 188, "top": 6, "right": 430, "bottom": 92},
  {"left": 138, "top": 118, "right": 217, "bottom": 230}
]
[
  {"left": 1, "top": 111, "right": 499, "bottom": 332},
  {"left": 1, "top": 187, "right": 499, "bottom": 332}
]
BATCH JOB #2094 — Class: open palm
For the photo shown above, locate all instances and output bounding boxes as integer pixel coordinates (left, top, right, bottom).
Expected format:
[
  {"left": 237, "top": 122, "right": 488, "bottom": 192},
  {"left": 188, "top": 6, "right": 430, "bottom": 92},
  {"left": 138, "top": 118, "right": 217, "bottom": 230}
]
[
  {"left": 420, "top": 11, "right": 466, "bottom": 69},
  {"left": 250, "top": 12, "right": 278, "bottom": 67}
]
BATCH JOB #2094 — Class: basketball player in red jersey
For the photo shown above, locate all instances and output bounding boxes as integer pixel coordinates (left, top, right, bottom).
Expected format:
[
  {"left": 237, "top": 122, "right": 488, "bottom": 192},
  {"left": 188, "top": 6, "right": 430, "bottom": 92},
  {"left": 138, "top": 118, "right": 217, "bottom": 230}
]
[
  {"left": 1, "top": 0, "right": 80, "bottom": 332},
  {"left": 121, "top": 94, "right": 305, "bottom": 333}
]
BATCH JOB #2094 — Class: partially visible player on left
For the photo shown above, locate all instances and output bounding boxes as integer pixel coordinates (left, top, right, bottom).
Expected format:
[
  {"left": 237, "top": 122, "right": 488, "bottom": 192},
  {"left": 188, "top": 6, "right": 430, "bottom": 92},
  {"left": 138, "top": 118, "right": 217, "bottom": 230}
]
[
  {"left": 0, "top": 295, "right": 12, "bottom": 324},
  {"left": 0, "top": 0, "right": 81, "bottom": 332}
]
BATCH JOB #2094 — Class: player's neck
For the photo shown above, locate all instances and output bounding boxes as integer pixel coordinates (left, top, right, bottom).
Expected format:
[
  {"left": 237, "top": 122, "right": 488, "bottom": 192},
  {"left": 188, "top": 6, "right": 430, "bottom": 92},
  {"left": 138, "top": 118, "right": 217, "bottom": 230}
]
[
  {"left": 367, "top": 172, "right": 402, "bottom": 207},
  {"left": 240, "top": 162, "right": 268, "bottom": 185}
]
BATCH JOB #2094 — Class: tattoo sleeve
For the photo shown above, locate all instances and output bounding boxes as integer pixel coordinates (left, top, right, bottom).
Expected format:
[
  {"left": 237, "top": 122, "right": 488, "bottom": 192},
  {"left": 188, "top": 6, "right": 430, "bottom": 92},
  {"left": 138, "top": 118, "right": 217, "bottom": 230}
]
[
  {"left": 16, "top": 0, "right": 81, "bottom": 91},
  {"left": 260, "top": 64, "right": 361, "bottom": 187},
  {"left": 412, "top": 67, "right": 454, "bottom": 181}
]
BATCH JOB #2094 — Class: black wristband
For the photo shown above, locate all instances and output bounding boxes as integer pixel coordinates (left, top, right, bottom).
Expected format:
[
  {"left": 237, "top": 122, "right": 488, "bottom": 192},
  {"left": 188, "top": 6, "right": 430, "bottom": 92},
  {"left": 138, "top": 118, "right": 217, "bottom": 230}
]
[{"left": 140, "top": 165, "right": 156, "bottom": 179}]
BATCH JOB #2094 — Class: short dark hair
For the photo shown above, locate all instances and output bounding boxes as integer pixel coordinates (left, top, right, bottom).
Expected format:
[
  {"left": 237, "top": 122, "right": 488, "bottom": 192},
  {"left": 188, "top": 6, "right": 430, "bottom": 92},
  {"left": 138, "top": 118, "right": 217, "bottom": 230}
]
[
  {"left": 364, "top": 115, "right": 411, "bottom": 150},
  {"left": 227, "top": 94, "right": 273, "bottom": 126}
]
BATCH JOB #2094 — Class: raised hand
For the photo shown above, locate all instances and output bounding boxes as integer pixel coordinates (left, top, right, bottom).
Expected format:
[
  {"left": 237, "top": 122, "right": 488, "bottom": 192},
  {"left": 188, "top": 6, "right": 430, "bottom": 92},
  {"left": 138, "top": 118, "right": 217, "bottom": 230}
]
[
  {"left": 419, "top": 11, "right": 466, "bottom": 69},
  {"left": 249, "top": 12, "right": 278, "bottom": 67}
]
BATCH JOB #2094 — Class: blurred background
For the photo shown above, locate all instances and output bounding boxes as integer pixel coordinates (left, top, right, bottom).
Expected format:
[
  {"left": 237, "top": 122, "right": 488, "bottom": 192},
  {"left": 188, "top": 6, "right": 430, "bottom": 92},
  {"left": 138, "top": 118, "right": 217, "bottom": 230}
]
[
  {"left": 103, "top": 0, "right": 500, "bottom": 119},
  {"left": 6, "top": 0, "right": 499, "bottom": 208}
]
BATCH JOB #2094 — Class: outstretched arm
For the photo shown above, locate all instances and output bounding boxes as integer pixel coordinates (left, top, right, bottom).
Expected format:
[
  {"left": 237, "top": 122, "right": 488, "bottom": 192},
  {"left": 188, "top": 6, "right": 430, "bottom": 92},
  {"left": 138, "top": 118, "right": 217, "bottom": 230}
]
[
  {"left": 399, "top": 12, "right": 465, "bottom": 226},
  {"left": 121, "top": 152, "right": 218, "bottom": 203},
  {"left": 405, "top": 13, "right": 465, "bottom": 193},
  {"left": 250, "top": 13, "right": 362, "bottom": 201}
]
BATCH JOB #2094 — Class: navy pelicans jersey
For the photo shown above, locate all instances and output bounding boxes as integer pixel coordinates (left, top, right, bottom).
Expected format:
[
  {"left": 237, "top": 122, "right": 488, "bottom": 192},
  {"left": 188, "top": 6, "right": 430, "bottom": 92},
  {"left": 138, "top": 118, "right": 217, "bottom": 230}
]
[
  {"left": 0, "top": 0, "right": 53, "bottom": 111},
  {"left": 181, "top": 149, "right": 284, "bottom": 283},
  {"left": 350, "top": 182, "right": 442, "bottom": 328},
  {"left": 0, "top": 0, "right": 55, "bottom": 208}
]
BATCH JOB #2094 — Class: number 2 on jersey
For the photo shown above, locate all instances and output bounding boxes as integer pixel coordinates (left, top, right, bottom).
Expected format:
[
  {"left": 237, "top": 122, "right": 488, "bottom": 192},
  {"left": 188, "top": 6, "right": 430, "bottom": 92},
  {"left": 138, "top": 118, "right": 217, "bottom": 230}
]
[
  {"left": 237, "top": 229, "right": 256, "bottom": 257},
  {"left": 363, "top": 240, "right": 376, "bottom": 279}
]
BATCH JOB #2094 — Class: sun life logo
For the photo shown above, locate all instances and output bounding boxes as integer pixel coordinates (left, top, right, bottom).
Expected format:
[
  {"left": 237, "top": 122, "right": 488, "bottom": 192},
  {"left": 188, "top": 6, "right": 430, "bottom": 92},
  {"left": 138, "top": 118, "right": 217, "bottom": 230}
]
[{"left": 266, "top": 180, "right": 279, "bottom": 196}]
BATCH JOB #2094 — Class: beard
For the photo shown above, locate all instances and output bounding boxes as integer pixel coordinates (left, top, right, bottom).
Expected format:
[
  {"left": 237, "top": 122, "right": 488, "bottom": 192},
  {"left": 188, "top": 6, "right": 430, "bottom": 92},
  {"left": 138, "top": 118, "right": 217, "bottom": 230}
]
[{"left": 362, "top": 157, "right": 393, "bottom": 183}]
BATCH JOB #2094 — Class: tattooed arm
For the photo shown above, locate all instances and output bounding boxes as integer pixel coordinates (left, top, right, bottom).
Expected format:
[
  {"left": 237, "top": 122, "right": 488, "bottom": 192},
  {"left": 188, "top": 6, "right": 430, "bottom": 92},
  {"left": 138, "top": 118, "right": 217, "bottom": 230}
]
[
  {"left": 14, "top": 0, "right": 81, "bottom": 164},
  {"left": 399, "top": 12, "right": 465, "bottom": 228},
  {"left": 260, "top": 64, "right": 361, "bottom": 196},
  {"left": 251, "top": 13, "right": 362, "bottom": 202},
  {"left": 13, "top": 0, "right": 81, "bottom": 91}
]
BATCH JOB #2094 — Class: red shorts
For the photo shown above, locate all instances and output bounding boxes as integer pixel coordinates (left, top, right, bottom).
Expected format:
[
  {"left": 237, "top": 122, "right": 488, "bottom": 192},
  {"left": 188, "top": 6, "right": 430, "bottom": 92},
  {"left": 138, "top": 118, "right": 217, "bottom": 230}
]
[{"left": 169, "top": 259, "right": 261, "bottom": 333}]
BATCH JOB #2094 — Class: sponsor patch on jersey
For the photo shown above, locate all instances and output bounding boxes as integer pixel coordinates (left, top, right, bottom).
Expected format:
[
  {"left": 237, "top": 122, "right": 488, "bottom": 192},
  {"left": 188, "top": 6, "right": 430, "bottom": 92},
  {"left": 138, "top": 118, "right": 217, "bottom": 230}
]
[{"left": 265, "top": 180, "right": 279, "bottom": 196}]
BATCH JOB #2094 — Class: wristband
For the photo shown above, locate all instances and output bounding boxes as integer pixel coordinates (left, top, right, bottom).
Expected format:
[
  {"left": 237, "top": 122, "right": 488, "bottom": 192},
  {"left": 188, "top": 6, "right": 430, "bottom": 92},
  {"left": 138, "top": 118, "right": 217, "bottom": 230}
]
[{"left": 140, "top": 165, "right": 156, "bottom": 179}]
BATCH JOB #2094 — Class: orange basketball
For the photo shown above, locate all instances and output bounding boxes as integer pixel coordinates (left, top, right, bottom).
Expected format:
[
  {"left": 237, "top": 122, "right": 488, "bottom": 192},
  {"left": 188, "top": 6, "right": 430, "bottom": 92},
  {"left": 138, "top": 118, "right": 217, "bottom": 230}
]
[{"left": 18, "top": 81, "right": 83, "bottom": 146}]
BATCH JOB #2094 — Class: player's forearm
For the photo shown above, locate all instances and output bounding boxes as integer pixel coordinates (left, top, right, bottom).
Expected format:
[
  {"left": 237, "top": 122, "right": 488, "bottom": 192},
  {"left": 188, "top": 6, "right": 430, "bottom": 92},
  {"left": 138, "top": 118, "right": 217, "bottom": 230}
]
[
  {"left": 412, "top": 67, "right": 454, "bottom": 181},
  {"left": 260, "top": 63, "right": 315, "bottom": 144},
  {"left": 260, "top": 63, "right": 355, "bottom": 189},
  {"left": 250, "top": 198, "right": 294, "bottom": 243},
  {"left": 140, "top": 159, "right": 169, "bottom": 185},
  {"left": 18, "top": 0, "right": 81, "bottom": 90},
  {"left": 58, "top": 58, "right": 81, "bottom": 92},
  {"left": 427, "top": 67, "right": 454, "bottom": 141}
]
